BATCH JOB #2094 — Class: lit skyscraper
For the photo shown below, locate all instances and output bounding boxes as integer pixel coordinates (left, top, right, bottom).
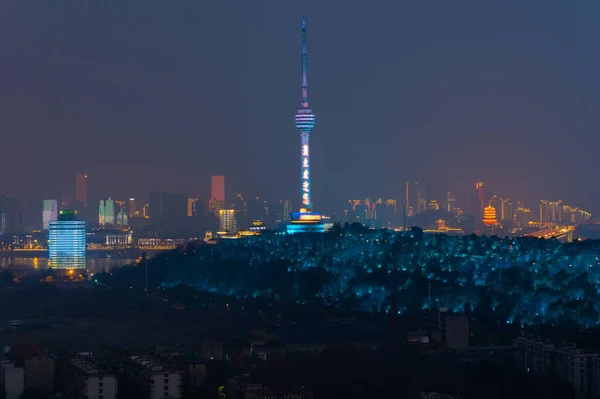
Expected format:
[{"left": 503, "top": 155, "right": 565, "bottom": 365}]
[
  {"left": 500, "top": 198, "right": 513, "bottom": 221},
  {"left": 116, "top": 210, "right": 128, "bottom": 227},
  {"left": 281, "top": 199, "right": 292, "bottom": 222},
  {"left": 75, "top": 173, "right": 88, "bottom": 208},
  {"left": 446, "top": 192, "right": 456, "bottom": 213},
  {"left": 540, "top": 200, "right": 550, "bottom": 223},
  {"left": 540, "top": 200, "right": 564, "bottom": 223},
  {"left": 549, "top": 201, "right": 563, "bottom": 222},
  {"left": 475, "top": 182, "right": 485, "bottom": 219},
  {"left": 295, "top": 17, "right": 316, "bottom": 212},
  {"left": 99, "top": 198, "right": 115, "bottom": 225},
  {"left": 218, "top": 209, "right": 236, "bottom": 233},
  {"left": 0, "top": 212, "right": 6, "bottom": 235},
  {"left": 514, "top": 206, "right": 534, "bottom": 226},
  {"left": 211, "top": 176, "right": 225, "bottom": 201},
  {"left": 210, "top": 176, "right": 225, "bottom": 215},
  {"left": 42, "top": 200, "right": 58, "bottom": 230},
  {"left": 128, "top": 198, "right": 136, "bottom": 218},
  {"left": 187, "top": 198, "right": 199, "bottom": 217},
  {"left": 48, "top": 210, "right": 86, "bottom": 269}
]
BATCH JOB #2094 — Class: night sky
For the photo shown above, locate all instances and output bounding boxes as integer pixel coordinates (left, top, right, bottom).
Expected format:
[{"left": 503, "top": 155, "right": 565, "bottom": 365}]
[{"left": 0, "top": 1, "right": 598, "bottom": 215}]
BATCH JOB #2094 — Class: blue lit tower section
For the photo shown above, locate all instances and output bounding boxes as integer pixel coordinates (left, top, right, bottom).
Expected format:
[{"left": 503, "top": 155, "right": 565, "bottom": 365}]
[
  {"left": 295, "top": 17, "right": 316, "bottom": 212},
  {"left": 48, "top": 210, "right": 86, "bottom": 269}
]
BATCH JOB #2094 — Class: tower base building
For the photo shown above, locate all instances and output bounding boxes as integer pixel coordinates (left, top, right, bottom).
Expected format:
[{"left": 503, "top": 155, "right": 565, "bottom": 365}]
[{"left": 286, "top": 212, "right": 325, "bottom": 234}]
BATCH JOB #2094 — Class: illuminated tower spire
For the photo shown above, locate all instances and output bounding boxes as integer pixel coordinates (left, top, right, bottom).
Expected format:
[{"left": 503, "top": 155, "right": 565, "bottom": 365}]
[
  {"left": 301, "top": 16, "right": 308, "bottom": 109},
  {"left": 295, "top": 16, "right": 316, "bottom": 212}
]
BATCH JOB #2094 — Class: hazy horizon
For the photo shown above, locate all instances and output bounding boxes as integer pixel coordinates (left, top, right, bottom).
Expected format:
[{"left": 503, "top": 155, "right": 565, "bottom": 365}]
[{"left": 0, "top": 1, "right": 597, "bottom": 215}]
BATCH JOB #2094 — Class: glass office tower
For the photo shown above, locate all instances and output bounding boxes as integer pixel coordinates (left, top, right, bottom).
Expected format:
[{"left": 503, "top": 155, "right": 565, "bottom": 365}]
[
  {"left": 48, "top": 210, "right": 86, "bottom": 269},
  {"left": 42, "top": 199, "right": 58, "bottom": 230}
]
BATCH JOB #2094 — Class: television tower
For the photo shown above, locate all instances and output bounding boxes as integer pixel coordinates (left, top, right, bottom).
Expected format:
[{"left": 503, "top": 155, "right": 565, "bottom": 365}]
[{"left": 295, "top": 16, "right": 316, "bottom": 212}]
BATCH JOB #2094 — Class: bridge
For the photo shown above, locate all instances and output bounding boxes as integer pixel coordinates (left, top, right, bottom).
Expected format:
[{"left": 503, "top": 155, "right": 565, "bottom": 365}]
[{"left": 525, "top": 226, "right": 574, "bottom": 242}]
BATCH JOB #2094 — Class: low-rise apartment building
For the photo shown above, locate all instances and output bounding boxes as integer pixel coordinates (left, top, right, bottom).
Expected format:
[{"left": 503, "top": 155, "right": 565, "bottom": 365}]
[
  {"left": 0, "top": 358, "right": 24, "bottom": 399},
  {"left": 63, "top": 356, "right": 118, "bottom": 399},
  {"left": 127, "top": 355, "right": 182, "bottom": 399},
  {"left": 513, "top": 335, "right": 598, "bottom": 399}
]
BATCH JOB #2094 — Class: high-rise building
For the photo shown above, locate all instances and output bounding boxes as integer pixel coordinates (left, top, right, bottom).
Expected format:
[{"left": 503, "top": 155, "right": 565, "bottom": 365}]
[
  {"left": 211, "top": 176, "right": 225, "bottom": 202},
  {"left": 281, "top": 199, "right": 292, "bottom": 222},
  {"left": 540, "top": 200, "right": 550, "bottom": 223},
  {"left": 549, "top": 201, "right": 562, "bottom": 222},
  {"left": 475, "top": 182, "right": 485, "bottom": 219},
  {"left": 0, "top": 212, "right": 6, "bottom": 235},
  {"left": 128, "top": 198, "right": 136, "bottom": 218},
  {"left": 500, "top": 198, "right": 513, "bottom": 221},
  {"left": 218, "top": 209, "right": 236, "bottom": 233},
  {"left": 187, "top": 198, "right": 199, "bottom": 217},
  {"left": 295, "top": 17, "right": 316, "bottom": 212},
  {"left": 414, "top": 183, "right": 423, "bottom": 214},
  {"left": 436, "top": 180, "right": 448, "bottom": 211},
  {"left": 149, "top": 191, "right": 163, "bottom": 220},
  {"left": 42, "top": 200, "right": 58, "bottom": 230},
  {"left": 162, "top": 193, "right": 187, "bottom": 221},
  {"left": 210, "top": 176, "right": 225, "bottom": 215},
  {"left": 48, "top": 210, "right": 86, "bottom": 269},
  {"left": 247, "top": 197, "right": 269, "bottom": 222},
  {"left": 427, "top": 200, "right": 439, "bottom": 211},
  {"left": 24, "top": 200, "right": 43, "bottom": 231},
  {"left": 233, "top": 194, "right": 247, "bottom": 224},
  {"left": 385, "top": 199, "right": 397, "bottom": 213},
  {"left": 540, "top": 200, "right": 568, "bottom": 224},
  {"left": 446, "top": 192, "right": 456, "bottom": 213},
  {"left": 0, "top": 195, "right": 21, "bottom": 233},
  {"left": 375, "top": 199, "right": 396, "bottom": 227},
  {"left": 191, "top": 200, "right": 204, "bottom": 218},
  {"left": 75, "top": 173, "right": 88, "bottom": 208},
  {"left": 116, "top": 210, "right": 128, "bottom": 227},
  {"left": 419, "top": 199, "right": 426, "bottom": 214},
  {"left": 98, "top": 198, "right": 115, "bottom": 225},
  {"left": 115, "top": 200, "right": 126, "bottom": 217},
  {"left": 514, "top": 207, "right": 534, "bottom": 226}
]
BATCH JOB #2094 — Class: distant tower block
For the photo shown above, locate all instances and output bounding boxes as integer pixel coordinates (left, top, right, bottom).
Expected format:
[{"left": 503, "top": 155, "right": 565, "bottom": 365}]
[
  {"left": 211, "top": 175, "right": 225, "bottom": 202},
  {"left": 210, "top": 175, "right": 225, "bottom": 215},
  {"left": 475, "top": 181, "right": 485, "bottom": 218},
  {"left": 75, "top": 173, "right": 88, "bottom": 208},
  {"left": 295, "top": 17, "right": 316, "bottom": 212}
]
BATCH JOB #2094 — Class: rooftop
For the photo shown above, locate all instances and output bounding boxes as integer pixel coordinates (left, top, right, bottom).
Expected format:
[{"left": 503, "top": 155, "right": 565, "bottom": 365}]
[
  {"left": 129, "top": 355, "right": 176, "bottom": 373},
  {"left": 70, "top": 357, "right": 111, "bottom": 376},
  {"left": 11, "top": 343, "right": 48, "bottom": 362}
]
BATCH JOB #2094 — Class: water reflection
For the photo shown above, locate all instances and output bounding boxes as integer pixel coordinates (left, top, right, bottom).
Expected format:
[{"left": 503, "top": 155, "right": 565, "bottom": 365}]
[{"left": 0, "top": 256, "right": 135, "bottom": 274}]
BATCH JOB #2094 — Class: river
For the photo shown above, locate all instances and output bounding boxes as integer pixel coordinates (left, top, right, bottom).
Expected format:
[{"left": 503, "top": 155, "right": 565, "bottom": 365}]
[{"left": 0, "top": 255, "right": 136, "bottom": 274}]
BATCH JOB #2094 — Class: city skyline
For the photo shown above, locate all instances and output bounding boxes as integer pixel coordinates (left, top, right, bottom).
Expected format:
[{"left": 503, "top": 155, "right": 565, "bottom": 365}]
[
  {"left": 0, "top": 172, "right": 595, "bottom": 233},
  {"left": 0, "top": 4, "right": 599, "bottom": 398},
  {"left": 0, "top": 2, "right": 598, "bottom": 215}
]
